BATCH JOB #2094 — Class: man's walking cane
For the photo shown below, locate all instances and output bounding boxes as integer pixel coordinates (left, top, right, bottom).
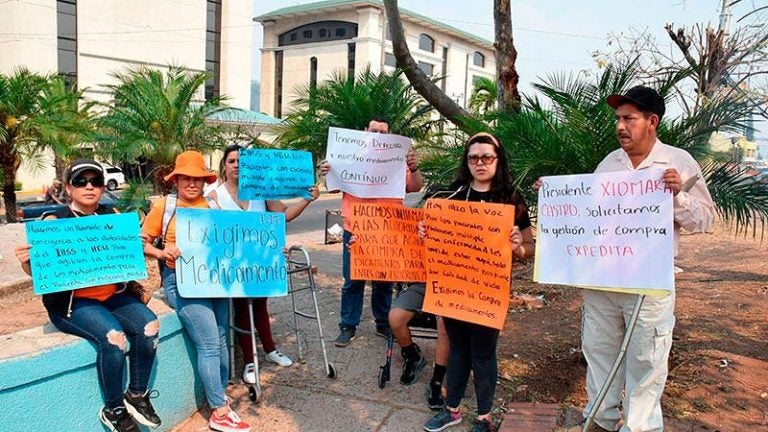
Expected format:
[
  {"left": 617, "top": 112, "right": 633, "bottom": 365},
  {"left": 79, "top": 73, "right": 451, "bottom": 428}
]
[{"left": 582, "top": 294, "right": 646, "bottom": 432}]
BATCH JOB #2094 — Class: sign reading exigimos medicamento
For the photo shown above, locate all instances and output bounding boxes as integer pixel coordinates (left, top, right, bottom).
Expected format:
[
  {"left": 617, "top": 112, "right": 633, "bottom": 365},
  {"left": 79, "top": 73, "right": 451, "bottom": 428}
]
[
  {"left": 238, "top": 148, "right": 315, "bottom": 200},
  {"left": 324, "top": 127, "right": 412, "bottom": 198},
  {"left": 534, "top": 169, "right": 674, "bottom": 295},
  {"left": 349, "top": 203, "right": 426, "bottom": 282},
  {"left": 25, "top": 212, "right": 147, "bottom": 295},
  {"left": 421, "top": 199, "right": 514, "bottom": 330},
  {"left": 175, "top": 208, "right": 287, "bottom": 298}
]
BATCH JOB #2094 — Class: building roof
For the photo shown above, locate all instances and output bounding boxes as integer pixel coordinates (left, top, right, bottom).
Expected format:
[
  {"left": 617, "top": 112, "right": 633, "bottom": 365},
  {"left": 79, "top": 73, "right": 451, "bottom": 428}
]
[
  {"left": 254, "top": 0, "right": 493, "bottom": 50},
  {"left": 207, "top": 108, "right": 282, "bottom": 125}
]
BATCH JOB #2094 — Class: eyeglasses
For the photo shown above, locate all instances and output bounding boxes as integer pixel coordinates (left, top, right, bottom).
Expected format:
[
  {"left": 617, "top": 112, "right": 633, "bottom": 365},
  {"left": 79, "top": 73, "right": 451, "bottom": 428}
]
[
  {"left": 71, "top": 176, "right": 105, "bottom": 188},
  {"left": 467, "top": 154, "right": 497, "bottom": 165}
]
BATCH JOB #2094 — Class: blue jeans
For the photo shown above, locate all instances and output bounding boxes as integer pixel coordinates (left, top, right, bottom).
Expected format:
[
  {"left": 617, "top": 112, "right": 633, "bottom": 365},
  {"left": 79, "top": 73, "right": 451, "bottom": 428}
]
[
  {"left": 162, "top": 267, "right": 230, "bottom": 409},
  {"left": 339, "top": 230, "right": 393, "bottom": 330},
  {"left": 50, "top": 292, "right": 158, "bottom": 409}
]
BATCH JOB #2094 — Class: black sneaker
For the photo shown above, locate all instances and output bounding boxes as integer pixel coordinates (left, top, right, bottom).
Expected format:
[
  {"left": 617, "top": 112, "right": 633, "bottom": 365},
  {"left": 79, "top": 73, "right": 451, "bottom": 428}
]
[
  {"left": 334, "top": 327, "right": 357, "bottom": 347},
  {"left": 375, "top": 325, "right": 392, "bottom": 339},
  {"left": 100, "top": 406, "right": 140, "bottom": 432},
  {"left": 470, "top": 417, "right": 492, "bottom": 432},
  {"left": 400, "top": 347, "right": 426, "bottom": 385},
  {"left": 124, "top": 390, "right": 162, "bottom": 428},
  {"left": 427, "top": 380, "right": 445, "bottom": 410}
]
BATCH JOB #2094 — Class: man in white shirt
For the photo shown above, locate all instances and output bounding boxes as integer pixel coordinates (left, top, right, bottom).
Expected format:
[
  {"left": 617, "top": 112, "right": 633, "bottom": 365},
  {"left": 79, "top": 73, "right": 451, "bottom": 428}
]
[{"left": 580, "top": 86, "right": 714, "bottom": 431}]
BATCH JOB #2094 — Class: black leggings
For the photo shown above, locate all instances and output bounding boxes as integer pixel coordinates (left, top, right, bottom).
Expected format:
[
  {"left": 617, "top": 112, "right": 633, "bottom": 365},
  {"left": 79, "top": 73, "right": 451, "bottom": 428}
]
[{"left": 444, "top": 318, "right": 499, "bottom": 415}]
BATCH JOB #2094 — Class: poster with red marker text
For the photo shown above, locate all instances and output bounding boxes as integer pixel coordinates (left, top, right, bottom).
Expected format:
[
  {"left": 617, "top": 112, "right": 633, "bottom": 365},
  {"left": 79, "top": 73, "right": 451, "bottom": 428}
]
[{"left": 534, "top": 169, "right": 675, "bottom": 294}]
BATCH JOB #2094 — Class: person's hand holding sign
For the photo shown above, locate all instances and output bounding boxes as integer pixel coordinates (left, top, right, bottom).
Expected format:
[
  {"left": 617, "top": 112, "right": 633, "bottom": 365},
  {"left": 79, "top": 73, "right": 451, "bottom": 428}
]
[
  {"left": 406, "top": 149, "right": 419, "bottom": 173},
  {"left": 158, "top": 244, "right": 181, "bottom": 262},
  {"left": 662, "top": 168, "right": 683, "bottom": 195}
]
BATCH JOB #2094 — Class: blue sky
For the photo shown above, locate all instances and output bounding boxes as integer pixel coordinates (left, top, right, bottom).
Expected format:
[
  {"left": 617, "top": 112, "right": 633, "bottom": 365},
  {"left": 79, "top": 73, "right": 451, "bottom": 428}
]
[{"left": 251, "top": 0, "right": 765, "bottom": 142}]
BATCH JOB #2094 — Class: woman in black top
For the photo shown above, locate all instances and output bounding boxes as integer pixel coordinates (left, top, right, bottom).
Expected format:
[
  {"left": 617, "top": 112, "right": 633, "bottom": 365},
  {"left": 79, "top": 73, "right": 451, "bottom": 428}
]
[{"left": 423, "top": 133, "right": 535, "bottom": 432}]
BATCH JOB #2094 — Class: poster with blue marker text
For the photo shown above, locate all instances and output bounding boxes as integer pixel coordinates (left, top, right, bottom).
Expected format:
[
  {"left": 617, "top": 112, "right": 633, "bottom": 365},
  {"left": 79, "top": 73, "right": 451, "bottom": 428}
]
[
  {"left": 175, "top": 208, "right": 287, "bottom": 297},
  {"left": 26, "top": 212, "right": 147, "bottom": 295},
  {"left": 239, "top": 148, "right": 315, "bottom": 200}
]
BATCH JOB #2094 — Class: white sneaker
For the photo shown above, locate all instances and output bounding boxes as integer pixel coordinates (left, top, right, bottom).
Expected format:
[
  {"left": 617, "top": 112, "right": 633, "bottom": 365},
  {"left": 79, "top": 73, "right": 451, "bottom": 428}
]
[
  {"left": 242, "top": 363, "right": 256, "bottom": 384},
  {"left": 266, "top": 350, "right": 293, "bottom": 367}
]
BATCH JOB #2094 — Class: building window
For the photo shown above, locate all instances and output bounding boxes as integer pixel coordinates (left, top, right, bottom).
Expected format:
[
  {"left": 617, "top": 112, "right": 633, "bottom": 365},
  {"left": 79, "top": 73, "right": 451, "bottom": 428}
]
[
  {"left": 274, "top": 50, "right": 284, "bottom": 117},
  {"left": 442, "top": 47, "right": 449, "bottom": 91},
  {"left": 57, "top": 0, "right": 77, "bottom": 87},
  {"left": 205, "top": 0, "right": 222, "bottom": 101},
  {"left": 386, "top": 23, "right": 392, "bottom": 41},
  {"left": 417, "top": 61, "right": 434, "bottom": 76},
  {"left": 278, "top": 21, "right": 357, "bottom": 46},
  {"left": 310, "top": 57, "right": 318, "bottom": 89},
  {"left": 384, "top": 52, "right": 396, "bottom": 68},
  {"left": 419, "top": 34, "right": 434, "bottom": 52},
  {"left": 348, "top": 43, "right": 356, "bottom": 81},
  {"left": 473, "top": 52, "right": 485, "bottom": 68}
]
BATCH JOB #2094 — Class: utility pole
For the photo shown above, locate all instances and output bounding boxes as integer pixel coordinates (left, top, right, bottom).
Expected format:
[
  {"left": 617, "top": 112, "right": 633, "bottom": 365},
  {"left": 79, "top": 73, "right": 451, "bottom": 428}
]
[{"left": 719, "top": 0, "right": 732, "bottom": 34}]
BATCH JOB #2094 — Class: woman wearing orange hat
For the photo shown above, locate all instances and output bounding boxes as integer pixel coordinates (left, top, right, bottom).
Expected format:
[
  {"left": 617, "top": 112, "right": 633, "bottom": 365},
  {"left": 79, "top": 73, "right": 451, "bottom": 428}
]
[{"left": 141, "top": 150, "right": 251, "bottom": 432}]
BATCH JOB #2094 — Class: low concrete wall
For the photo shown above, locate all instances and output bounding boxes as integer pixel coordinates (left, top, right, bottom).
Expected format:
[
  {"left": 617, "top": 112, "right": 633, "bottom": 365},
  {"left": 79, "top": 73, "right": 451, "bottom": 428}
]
[{"left": 0, "top": 300, "right": 203, "bottom": 431}]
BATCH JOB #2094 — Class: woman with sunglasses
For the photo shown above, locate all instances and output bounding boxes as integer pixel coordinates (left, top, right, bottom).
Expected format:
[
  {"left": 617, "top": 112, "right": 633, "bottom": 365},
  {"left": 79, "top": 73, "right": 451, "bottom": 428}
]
[
  {"left": 141, "top": 150, "right": 251, "bottom": 432},
  {"left": 14, "top": 159, "right": 161, "bottom": 432},
  {"left": 423, "top": 133, "right": 535, "bottom": 432},
  {"left": 207, "top": 144, "right": 319, "bottom": 383}
]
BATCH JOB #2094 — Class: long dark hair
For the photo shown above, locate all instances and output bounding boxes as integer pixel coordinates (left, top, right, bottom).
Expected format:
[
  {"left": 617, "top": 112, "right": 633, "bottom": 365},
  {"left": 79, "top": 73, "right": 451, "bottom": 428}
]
[
  {"left": 219, "top": 144, "right": 243, "bottom": 182},
  {"left": 450, "top": 133, "right": 527, "bottom": 212}
]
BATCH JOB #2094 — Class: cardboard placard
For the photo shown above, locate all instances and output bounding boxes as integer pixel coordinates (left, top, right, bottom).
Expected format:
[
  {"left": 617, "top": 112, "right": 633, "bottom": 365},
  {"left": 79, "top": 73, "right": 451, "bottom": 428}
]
[
  {"left": 238, "top": 148, "right": 315, "bottom": 200},
  {"left": 533, "top": 169, "right": 674, "bottom": 295},
  {"left": 349, "top": 203, "right": 425, "bottom": 282},
  {"left": 422, "top": 199, "right": 514, "bottom": 330},
  {"left": 324, "top": 127, "right": 411, "bottom": 198},
  {"left": 26, "top": 212, "right": 147, "bottom": 294},
  {"left": 175, "top": 208, "right": 287, "bottom": 298}
]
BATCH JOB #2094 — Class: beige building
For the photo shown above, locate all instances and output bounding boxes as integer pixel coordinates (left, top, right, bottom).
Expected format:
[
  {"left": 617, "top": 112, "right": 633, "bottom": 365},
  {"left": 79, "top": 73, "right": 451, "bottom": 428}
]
[
  {"left": 255, "top": 0, "right": 496, "bottom": 118},
  {"left": 0, "top": 0, "right": 253, "bottom": 192}
]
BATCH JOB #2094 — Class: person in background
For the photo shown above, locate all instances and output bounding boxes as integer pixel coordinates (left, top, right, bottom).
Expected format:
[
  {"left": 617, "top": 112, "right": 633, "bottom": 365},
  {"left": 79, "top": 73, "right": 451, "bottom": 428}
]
[
  {"left": 207, "top": 144, "right": 319, "bottom": 383},
  {"left": 15, "top": 159, "right": 161, "bottom": 432},
  {"left": 319, "top": 116, "right": 423, "bottom": 347},
  {"left": 423, "top": 133, "right": 535, "bottom": 432},
  {"left": 44, "top": 179, "right": 64, "bottom": 204},
  {"left": 141, "top": 150, "right": 251, "bottom": 432}
]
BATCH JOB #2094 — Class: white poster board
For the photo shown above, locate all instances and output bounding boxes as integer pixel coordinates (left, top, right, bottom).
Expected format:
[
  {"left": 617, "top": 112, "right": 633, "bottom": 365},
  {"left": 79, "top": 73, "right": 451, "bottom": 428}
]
[
  {"left": 324, "top": 127, "right": 411, "bottom": 198},
  {"left": 534, "top": 169, "right": 675, "bottom": 295}
]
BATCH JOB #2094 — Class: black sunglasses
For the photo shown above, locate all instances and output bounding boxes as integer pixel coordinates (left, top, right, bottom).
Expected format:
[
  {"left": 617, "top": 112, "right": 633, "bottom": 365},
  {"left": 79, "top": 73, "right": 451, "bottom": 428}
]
[{"left": 71, "top": 176, "right": 105, "bottom": 188}]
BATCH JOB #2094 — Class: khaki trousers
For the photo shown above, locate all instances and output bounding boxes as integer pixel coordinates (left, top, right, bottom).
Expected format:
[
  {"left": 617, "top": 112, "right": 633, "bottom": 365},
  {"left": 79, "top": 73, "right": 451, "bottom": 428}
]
[{"left": 581, "top": 289, "right": 675, "bottom": 432}]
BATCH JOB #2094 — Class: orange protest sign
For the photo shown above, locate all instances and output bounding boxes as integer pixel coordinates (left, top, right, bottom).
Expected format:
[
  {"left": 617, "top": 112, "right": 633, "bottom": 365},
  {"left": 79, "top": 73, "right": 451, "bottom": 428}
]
[
  {"left": 349, "top": 203, "right": 426, "bottom": 282},
  {"left": 422, "top": 198, "right": 514, "bottom": 330}
]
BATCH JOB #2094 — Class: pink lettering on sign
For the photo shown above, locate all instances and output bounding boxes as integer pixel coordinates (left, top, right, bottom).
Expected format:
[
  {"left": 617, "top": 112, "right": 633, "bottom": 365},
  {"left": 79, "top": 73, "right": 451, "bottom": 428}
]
[
  {"left": 600, "top": 179, "right": 670, "bottom": 197},
  {"left": 565, "top": 245, "right": 635, "bottom": 257}
]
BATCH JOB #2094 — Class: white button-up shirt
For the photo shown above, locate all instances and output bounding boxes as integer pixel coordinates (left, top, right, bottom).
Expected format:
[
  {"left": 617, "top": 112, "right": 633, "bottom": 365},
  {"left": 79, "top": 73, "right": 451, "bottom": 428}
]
[{"left": 595, "top": 139, "right": 715, "bottom": 255}]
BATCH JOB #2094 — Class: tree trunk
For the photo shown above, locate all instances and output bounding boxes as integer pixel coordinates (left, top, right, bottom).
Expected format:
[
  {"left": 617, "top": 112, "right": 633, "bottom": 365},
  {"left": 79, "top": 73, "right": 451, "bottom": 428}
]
[
  {"left": 494, "top": 0, "right": 521, "bottom": 112},
  {"left": 382, "top": 0, "right": 472, "bottom": 131},
  {"left": 1, "top": 148, "right": 18, "bottom": 223}
]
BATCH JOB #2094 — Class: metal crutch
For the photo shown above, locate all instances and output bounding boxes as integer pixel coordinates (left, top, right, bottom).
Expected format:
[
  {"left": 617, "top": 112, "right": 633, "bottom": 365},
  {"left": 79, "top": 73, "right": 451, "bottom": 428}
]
[{"left": 582, "top": 294, "right": 646, "bottom": 432}]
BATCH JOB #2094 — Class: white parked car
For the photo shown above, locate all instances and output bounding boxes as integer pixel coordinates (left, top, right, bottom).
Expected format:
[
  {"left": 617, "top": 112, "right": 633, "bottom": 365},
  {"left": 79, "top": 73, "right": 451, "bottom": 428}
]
[{"left": 102, "top": 164, "right": 125, "bottom": 191}]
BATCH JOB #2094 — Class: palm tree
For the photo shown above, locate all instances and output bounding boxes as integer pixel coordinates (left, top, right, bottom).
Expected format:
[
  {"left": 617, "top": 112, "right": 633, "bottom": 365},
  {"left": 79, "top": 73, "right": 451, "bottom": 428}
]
[
  {"left": 469, "top": 77, "right": 498, "bottom": 115},
  {"left": 0, "top": 69, "right": 86, "bottom": 223},
  {"left": 97, "top": 66, "right": 226, "bottom": 192},
  {"left": 276, "top": 67, "right": 437, "bottom": 161}
]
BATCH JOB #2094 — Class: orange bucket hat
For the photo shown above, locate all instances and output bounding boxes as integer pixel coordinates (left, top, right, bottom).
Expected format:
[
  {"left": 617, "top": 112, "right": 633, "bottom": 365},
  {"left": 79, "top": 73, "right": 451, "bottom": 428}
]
[{"left": 164, "top": 150, "right": 218, "bottom": 184}]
